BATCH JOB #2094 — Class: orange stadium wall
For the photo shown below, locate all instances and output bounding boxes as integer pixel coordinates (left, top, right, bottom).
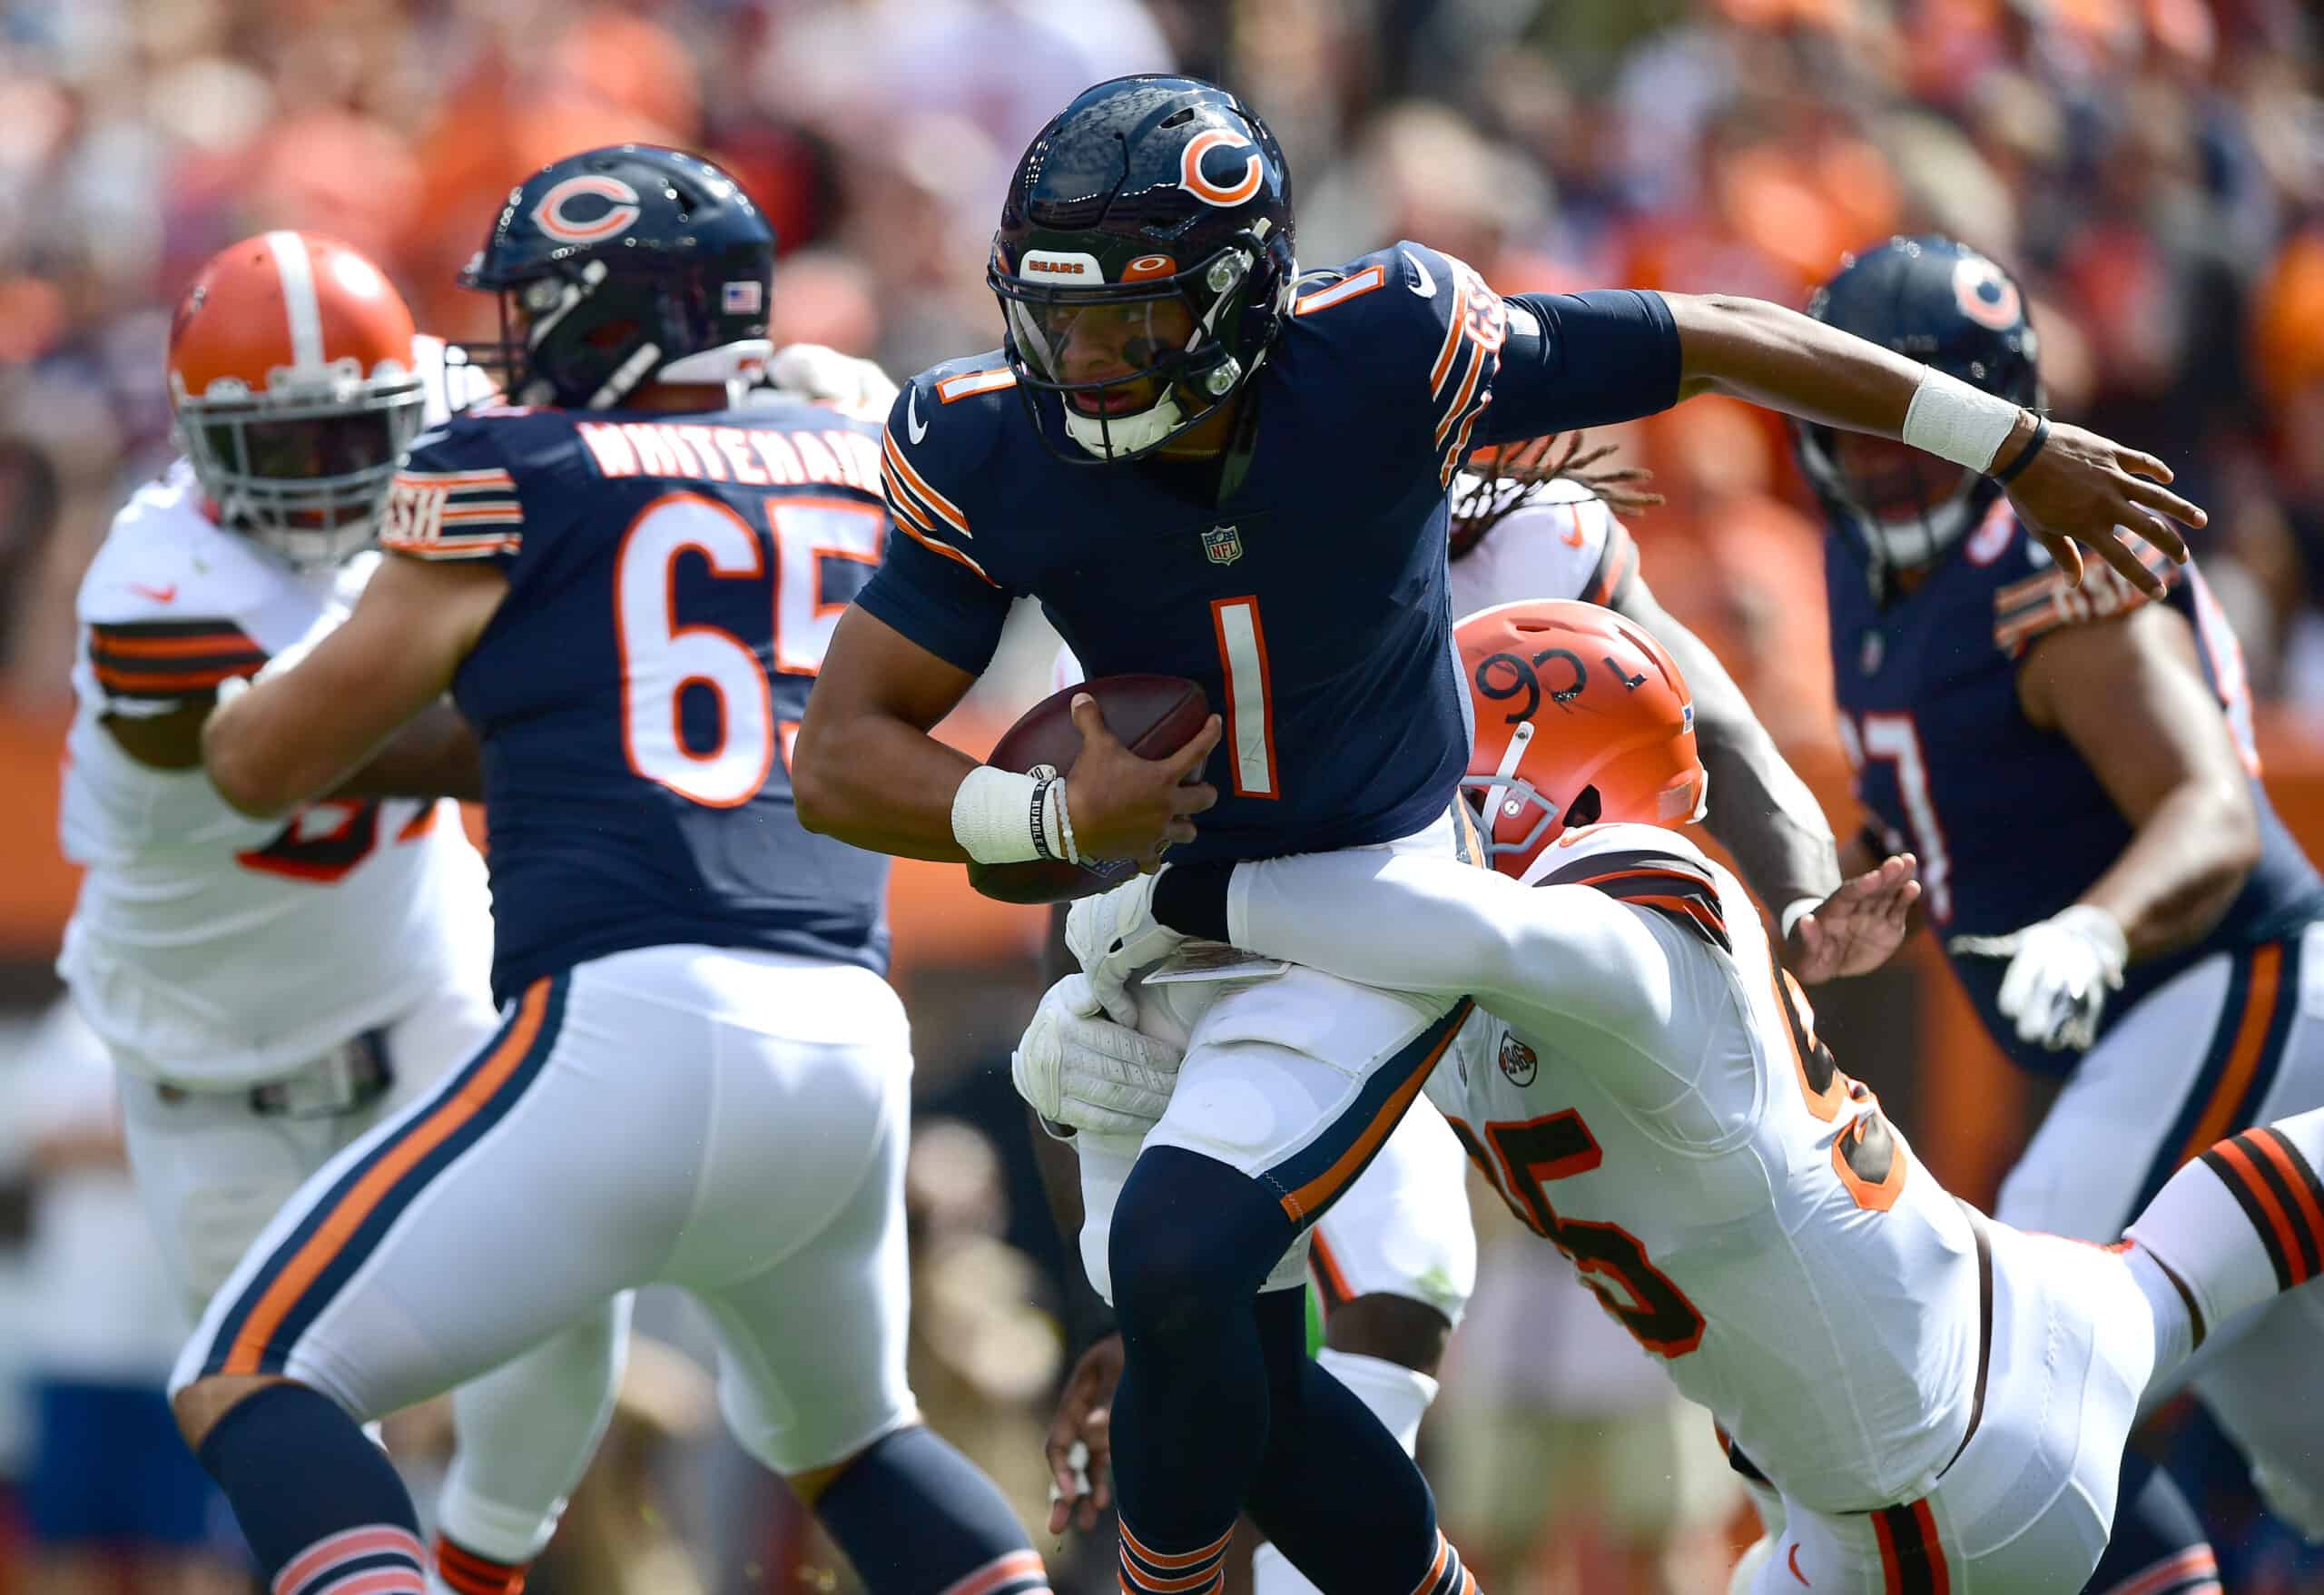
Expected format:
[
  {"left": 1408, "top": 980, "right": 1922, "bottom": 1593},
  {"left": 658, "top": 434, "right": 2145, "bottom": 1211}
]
[{"left": 15, "top": 707, "right": 2324, "bottom": 1207}]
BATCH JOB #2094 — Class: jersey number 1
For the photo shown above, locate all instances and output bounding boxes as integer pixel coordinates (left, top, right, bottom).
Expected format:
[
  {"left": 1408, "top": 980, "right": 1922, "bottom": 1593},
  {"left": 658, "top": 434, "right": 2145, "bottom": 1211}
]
[
  {"left": 1210, "top": 596, "right": 1277, "bottom": 798},
  {"left": 615, "top": 492, "right": 882, "bottom": 808}
]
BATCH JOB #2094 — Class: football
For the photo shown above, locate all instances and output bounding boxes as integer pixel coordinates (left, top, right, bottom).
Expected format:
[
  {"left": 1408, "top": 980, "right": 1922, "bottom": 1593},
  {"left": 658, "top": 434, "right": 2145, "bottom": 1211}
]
[{"left": 966, "top": 674, "right": 1212, "bottom": 904}]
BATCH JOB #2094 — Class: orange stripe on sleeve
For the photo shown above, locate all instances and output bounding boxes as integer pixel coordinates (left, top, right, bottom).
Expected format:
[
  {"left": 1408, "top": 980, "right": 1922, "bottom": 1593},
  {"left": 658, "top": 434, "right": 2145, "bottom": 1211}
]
[
  {"left": 881, "top": 431, "right": 970, "bottom": 537},
  {"left": 89, "top": 629, "right": 262, "bottom": 658},
  {"left": 881, "top": 462, "right": 938, "bottom": 532},
  {"left": 893, "top": 516, "right": 999, "bottom": 586},
  {"left": 93, "top": 662, "right": 262, "bottom": 693},
  {"left": 223, "top": 980, "right": 553, "bottom": 1375}
]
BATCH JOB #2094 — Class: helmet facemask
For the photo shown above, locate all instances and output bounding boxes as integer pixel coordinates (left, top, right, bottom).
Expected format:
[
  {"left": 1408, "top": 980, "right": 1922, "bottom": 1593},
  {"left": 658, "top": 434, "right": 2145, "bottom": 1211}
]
[
  {"left": 1797, "top": 422, "right": 1990, "bottom": 588},
  {"left": 173, "top": 365, "right": 425, "bottom": 572},
  {"left": 1460, "top": 719, "right": 1569, "bottom": 873},
  {"left": 459, "top": 248, "right": 773, "bottom": 411},
  {"left": 990, "top": 237, "right": 1275, "bottom": 463}
]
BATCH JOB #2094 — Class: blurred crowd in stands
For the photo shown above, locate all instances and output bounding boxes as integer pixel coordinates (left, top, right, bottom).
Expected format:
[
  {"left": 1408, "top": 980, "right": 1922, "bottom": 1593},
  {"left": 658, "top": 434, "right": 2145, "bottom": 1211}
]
[{"left": 0, "top": 0, "right": 2319, "bottom": 1590}]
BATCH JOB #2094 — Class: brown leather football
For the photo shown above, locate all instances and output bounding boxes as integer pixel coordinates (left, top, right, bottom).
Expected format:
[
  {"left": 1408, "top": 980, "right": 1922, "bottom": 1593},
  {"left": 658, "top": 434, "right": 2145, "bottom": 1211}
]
[{"left": 967, "top": 673, "right": 1211, "bottom": 904}]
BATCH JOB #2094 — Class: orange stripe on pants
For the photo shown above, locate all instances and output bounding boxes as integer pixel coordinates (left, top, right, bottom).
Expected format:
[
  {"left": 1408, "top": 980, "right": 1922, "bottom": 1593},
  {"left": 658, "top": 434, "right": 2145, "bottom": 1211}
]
[
  {"left": 223, "top": 980, "right": 553, "bottom": 1376},
  {"left": 1278, "top": 1004, "right": 1472, "bottom": 1223}
]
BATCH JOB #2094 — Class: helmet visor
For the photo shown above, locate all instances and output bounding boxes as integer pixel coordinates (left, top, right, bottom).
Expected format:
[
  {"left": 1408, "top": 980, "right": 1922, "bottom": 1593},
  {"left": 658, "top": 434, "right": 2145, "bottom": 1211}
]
[
  {"left": 179, "top": 379, "right": 425, "bottom": 567},
  {"left": 198, "top": 410, "right": 407, "bottom": 486},
  {"left": 998, "top": 279, "right": 1206, "bottom": 413}
]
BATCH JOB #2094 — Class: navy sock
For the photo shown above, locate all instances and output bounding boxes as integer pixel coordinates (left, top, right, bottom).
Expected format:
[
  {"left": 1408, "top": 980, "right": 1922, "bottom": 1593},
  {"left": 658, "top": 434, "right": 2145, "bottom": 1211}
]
[
  {"left": 1153, "top": 861, "right": 1234, "bottom": 943},
  {"left": 813, "top": 1425, "right": 1049, "bottom": 1595},
  {"left": 1108, "top": 1146, "right": 1297, "bottom": 1590},
  {"left": 1244, "top": 1292, "right": 1455, "bottom": 1595},
  {"left": 194, "top": 1382, "right": 427, "bottom": 1595},
  {"left": 2080, "top": 1452, "right": 2219, "bottom": 1595}
]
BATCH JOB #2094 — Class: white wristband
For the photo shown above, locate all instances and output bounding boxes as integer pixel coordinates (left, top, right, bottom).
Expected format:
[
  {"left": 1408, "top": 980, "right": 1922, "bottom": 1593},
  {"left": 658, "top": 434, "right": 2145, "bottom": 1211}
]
[
  {"left": 1780, "top": 897, "right": 1822, "bottom": 940},
  {"left": 952, "top": 765, "right": 1043, "bottom": 865},
  {"left": 1052, "top": 777, "right": 1081, "bottom": 866},
  {"left": 1900, "top": 369, "right": 2021, "bottom": 473}
]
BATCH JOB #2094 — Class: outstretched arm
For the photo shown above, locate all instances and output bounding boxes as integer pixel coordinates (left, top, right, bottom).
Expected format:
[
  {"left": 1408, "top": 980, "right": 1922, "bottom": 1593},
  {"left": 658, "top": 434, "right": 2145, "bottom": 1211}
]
[
  {"left": 1660, "top": 292, "right": 2201, "bottom": 595},
  {"left": 1152, "top": 851, "right": 1669, "bottom": 1040}
]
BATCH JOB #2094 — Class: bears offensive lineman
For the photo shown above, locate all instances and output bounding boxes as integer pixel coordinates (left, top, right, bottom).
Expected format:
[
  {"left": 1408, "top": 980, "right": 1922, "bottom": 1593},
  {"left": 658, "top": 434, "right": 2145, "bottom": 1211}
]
[
  {"left": 1050, "top": 598, "right": 2324, "bottom": 1594},
  {"left": 166, "top": 148, "right": 1049, "bottom": 1595},
  {"left": 1030, "top": 443, "right": 1897, "bottom": 1595},
  {"left": 60, "top": 231, "right": 625, "bottom": 1595},
  {"left": 791, "top": 72, "right": 2209, "bottom": 1595},
  {"left": 1800, "top": 237, "right": 2324, "bottom": 1588}
]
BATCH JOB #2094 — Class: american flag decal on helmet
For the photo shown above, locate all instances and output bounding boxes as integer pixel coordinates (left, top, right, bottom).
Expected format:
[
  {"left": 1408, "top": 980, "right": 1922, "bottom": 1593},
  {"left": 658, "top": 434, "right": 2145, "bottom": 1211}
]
[{"left": 722, "top": 281, "right": 764, "bottom": 315}]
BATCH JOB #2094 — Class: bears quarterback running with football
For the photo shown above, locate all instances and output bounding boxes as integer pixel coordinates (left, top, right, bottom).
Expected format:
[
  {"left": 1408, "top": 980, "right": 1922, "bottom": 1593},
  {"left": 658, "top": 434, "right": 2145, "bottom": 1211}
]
[
  {"left": 1799, "top": 236, "right": 2324, "bottom": 1593},
  {"left": 60, "top": 230, "right": 630, "bottom": 1595},
  {"left": 1041, "top": 596, "right": 2324, "bottom": 1595},
  {"left": 166, "top": 146, "right": 1049, "bottom": 1595},
  {"left": 788, "top": 71, "right": 2208, "bottom": 1595}
]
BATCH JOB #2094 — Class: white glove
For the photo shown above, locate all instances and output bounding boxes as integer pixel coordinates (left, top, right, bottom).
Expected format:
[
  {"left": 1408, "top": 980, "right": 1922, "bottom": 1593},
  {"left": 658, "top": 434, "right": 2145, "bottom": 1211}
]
[
  {"left": 1949, "top": 903, "right": 2126, "bottom": 1051},
  {"left": 764, "top": 343, "right": 900, "bottom": 412},
  {"left": 1011, "top": 974, "right": 1185, "bottom": 1137},
  {"left": 1065, "top": 871, "right": 1189, "bottom": 1027}
]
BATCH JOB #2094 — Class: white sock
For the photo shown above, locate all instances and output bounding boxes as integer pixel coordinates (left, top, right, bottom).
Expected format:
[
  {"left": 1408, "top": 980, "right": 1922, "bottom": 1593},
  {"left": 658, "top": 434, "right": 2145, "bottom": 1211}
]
[
  {"left": 2122, "top": 1242, "right": 2195, "bottom": 1383},
  {"left": 1253, "top": 1350, "right": 1443, "bottom": 1595},
  {"left": 2125, "top": 1108, "right": 2324, "bottom": 1339}
]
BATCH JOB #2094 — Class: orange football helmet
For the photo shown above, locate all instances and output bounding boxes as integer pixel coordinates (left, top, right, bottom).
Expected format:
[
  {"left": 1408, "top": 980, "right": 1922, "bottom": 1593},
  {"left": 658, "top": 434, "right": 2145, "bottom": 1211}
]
[
  {"left": 1457, "top": 599, "right": 1709, "bottom": 879},
  {"left": 167, "top": 231, "right": 425, "bottom": 569}
]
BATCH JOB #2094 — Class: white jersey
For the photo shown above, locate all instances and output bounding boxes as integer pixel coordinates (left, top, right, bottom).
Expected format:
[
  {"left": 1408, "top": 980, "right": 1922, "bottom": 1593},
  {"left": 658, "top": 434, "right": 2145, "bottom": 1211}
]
[
  {"left": 1445, "top": 475, "right": 1632, "bottom": 621},
  {"left": 58, "top": 337, "right": 494, "bottom": 1087},
  {"left": 1218, "top": 825, "right": 1985, "bottom": 1514}
]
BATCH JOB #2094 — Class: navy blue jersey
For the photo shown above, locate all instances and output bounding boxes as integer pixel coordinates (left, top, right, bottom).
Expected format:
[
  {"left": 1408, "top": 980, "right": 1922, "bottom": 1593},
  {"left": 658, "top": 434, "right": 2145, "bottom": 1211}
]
[
  {"left": 1827, "top": 501, "right": 2324, "bottom": 1075},
  {"left": 858, "top": 241, "right": 1681, "bottom": 861},
  {"left": 380, "top": 399, "right": 894, "bottom": 1001}
]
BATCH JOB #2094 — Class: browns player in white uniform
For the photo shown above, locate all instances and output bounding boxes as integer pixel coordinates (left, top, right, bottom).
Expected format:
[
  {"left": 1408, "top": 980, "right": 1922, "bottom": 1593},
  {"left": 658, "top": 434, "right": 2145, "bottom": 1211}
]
[
  {"left": 1049, "top": 599, "right": 2324, "bottom": 1593},
  {"left": 59, "top": 232, "right": 623, "bottom": 1595}
]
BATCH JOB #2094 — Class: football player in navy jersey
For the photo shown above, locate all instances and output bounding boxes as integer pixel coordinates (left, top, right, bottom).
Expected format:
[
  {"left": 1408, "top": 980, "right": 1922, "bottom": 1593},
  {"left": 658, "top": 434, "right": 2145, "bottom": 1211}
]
[
  {"left": 789, "top": 74, "right": 2211, "bottom": 1595},
  {"left": 1801, "top": 235, "right": 2324, "bottom": 1593},
  {"left": 169, "top": 145, "right": 1050, "bottom": 1595}
]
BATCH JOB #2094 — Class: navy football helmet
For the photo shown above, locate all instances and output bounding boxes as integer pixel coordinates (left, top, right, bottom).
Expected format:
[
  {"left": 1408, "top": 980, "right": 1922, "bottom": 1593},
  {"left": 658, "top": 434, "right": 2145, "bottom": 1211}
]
[
  {"left": 1796, "top": 235, "right": 2041, "bottom": 582},
  {"left": 990, "top": 75, "right": 1296, "bottom": 464},
  {"left": 458, "top": 144, "right": 775, "bottom": 409}
]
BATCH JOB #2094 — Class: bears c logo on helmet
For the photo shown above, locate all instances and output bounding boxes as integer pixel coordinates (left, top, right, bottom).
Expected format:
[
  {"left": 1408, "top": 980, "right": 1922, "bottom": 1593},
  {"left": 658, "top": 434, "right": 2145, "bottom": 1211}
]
[
  {"left": 532, "top": 175, "right": 644, "bottom": 245},
  {"left": 1179, "top": 130, "right": 1264, "bottom": 208},
  {"left": 1952, "top": 254, "right": 2022, "bottom": 331}
]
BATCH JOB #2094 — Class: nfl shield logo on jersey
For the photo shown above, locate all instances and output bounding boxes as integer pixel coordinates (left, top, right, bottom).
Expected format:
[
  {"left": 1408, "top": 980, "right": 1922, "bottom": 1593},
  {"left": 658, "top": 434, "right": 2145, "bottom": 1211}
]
[
  {"left": 1201, "top": 525, "right": 1244, "bottom": 565},
  {"left": 1497, "top": 1033, "right": 1538, "bottom": 1087}
]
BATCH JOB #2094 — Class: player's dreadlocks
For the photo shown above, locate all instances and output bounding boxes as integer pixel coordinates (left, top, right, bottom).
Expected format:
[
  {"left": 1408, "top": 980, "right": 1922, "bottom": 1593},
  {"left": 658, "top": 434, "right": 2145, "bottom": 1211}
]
[{"left": 1449, "top": 432, "right": 1662, "bottom": 561}]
